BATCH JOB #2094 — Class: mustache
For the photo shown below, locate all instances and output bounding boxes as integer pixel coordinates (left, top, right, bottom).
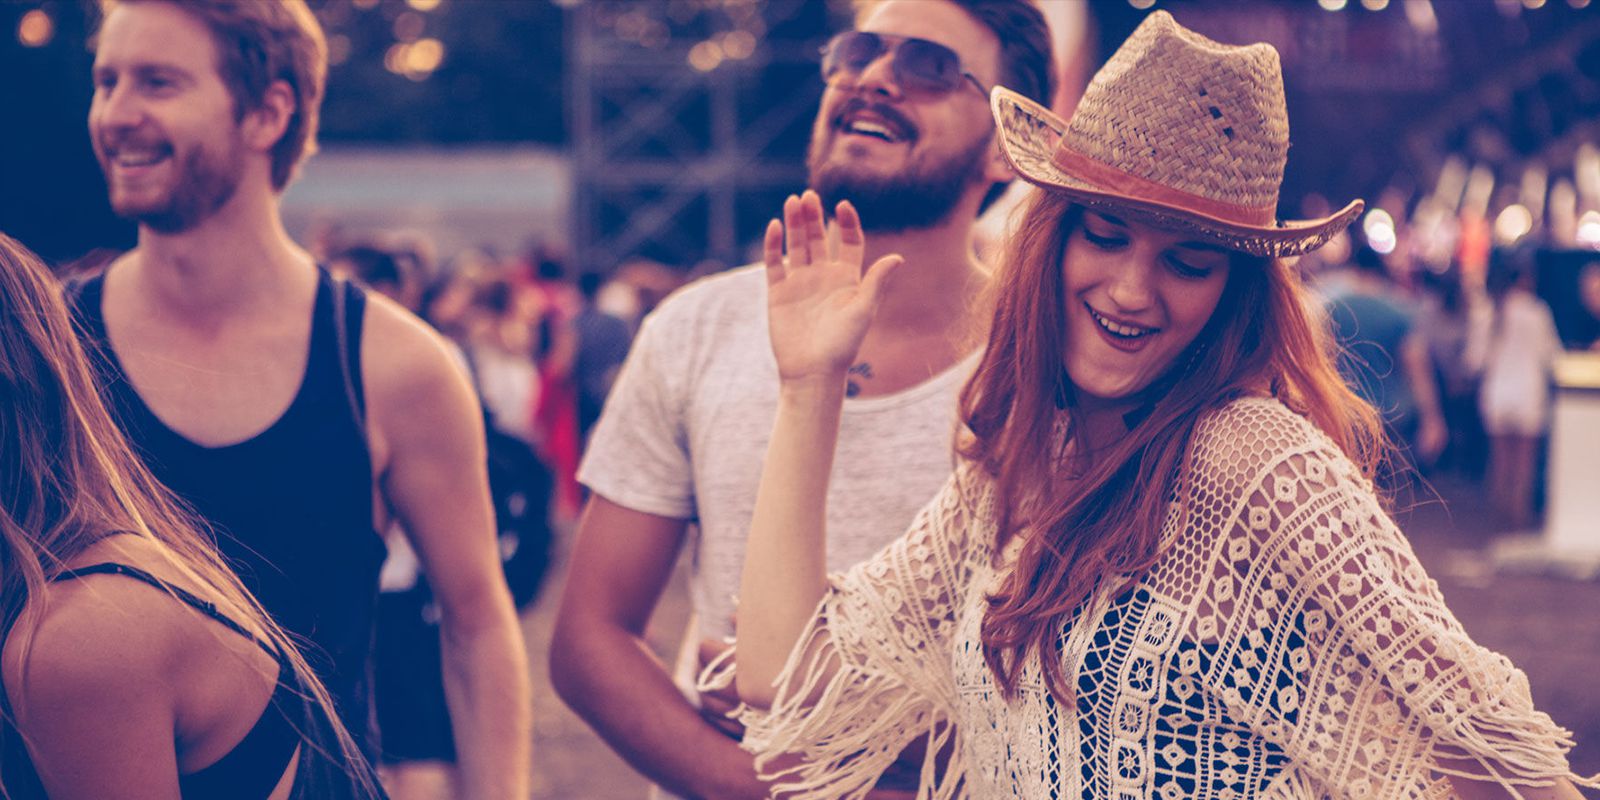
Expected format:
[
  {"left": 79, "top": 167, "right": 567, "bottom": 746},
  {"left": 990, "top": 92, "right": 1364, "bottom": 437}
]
[
  {"left": 95, "top": 126, "right": 170, "bottom": 154},
  {"left": 832, "top": 96, "right": 918, "bottom": 141}
]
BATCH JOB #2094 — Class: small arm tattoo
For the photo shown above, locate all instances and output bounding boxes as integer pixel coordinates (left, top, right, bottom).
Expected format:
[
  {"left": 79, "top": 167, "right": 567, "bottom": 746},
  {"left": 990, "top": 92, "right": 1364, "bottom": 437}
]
[{"left": 845, "top": 362, "right": 873, "bottom": 397}]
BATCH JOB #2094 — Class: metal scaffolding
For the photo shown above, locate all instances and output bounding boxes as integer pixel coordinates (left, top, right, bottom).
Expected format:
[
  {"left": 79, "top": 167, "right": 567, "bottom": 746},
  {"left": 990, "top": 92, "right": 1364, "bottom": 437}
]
[{"left": 568, "top": 0, "right": 838, "bottom": 274}]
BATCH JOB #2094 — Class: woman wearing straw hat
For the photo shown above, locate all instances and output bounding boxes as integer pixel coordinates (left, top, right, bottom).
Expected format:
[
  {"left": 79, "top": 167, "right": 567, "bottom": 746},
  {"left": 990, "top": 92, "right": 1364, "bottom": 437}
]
[{"left": 706, "top": 11, "right": 1598, "bottom": 800}]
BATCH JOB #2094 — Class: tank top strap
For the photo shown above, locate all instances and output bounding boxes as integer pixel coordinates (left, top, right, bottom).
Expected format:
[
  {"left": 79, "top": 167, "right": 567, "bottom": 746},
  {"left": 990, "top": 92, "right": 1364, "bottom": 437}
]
[
  {"left": 322, "top": 269, "right": 369, "bottom": 434},
  {"left": 312, "top": 268, "right": 369, "bottom": 438},
  {"left": 50, "top": 563, "right": 276, "bottom": 659}
]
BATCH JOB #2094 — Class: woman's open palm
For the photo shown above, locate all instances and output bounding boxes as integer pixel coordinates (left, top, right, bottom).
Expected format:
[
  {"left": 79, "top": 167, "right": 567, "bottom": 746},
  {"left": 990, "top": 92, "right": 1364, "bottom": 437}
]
[{"left": 764, "top": 191, "right": 902, "bottom": 383}]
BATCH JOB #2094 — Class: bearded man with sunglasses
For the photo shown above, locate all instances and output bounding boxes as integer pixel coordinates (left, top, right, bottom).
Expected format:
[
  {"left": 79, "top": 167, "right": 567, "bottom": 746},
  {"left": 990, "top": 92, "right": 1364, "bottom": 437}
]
[{"left": 551, "top": 2, "right": 1055, "bottom": 798}]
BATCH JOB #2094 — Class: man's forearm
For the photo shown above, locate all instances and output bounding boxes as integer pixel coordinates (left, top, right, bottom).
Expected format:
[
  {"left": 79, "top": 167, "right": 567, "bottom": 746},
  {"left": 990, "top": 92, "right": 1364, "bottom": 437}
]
[
  {"left": 441, "top": 608, "right": 533, "bottom": 800},
  {"left": 552, "top": 626, "right": 766, "bottom": 800}
]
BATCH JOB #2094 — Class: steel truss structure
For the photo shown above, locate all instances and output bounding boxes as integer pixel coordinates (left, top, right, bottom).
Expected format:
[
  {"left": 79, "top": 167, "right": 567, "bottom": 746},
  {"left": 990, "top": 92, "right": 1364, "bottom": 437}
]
[{"left": 568, "top": 0, "right": 840, "bottom": 274}]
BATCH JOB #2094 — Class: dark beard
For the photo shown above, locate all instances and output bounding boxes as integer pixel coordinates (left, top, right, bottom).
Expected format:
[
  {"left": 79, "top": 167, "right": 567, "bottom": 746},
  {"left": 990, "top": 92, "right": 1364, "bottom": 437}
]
[
  {"left": 108, "top": 135, "right": 243, "bottom": 234},
  {"left": 808, "top": 131, "right": 991, "bottom": 234}
]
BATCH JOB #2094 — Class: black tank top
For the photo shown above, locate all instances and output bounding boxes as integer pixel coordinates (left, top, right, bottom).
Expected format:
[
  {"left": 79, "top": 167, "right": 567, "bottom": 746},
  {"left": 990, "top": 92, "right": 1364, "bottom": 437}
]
[
  {"left": 71, "top": 271, "right": 387, "bottom": 751},
  {"left": 0, "top": 563, "right": 302, "bottom": 798}
]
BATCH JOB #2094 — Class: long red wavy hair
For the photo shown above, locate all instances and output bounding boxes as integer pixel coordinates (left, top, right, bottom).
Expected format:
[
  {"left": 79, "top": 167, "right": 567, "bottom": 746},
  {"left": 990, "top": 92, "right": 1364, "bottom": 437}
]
[{"left": 958, "top": 192, "right": 1389, "bottom": 704}]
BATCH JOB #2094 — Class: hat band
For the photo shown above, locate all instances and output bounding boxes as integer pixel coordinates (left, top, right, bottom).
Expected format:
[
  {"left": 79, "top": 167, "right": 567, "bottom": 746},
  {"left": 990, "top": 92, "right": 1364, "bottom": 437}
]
[{"left": 1050, "top": 143, "right": 1277, "bottom": 227}]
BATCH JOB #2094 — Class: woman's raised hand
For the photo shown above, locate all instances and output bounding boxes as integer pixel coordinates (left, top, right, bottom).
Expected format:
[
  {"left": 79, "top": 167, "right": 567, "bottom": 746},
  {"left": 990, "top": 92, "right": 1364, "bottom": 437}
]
[{"left": 764, "top": 191, "right": 903, "bottom": 385}]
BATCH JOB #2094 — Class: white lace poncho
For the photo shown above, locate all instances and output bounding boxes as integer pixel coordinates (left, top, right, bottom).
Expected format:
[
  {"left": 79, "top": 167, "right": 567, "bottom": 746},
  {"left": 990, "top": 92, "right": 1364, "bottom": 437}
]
[{"left": 702, "top": 398, "right": 1598, "bottom": 799}]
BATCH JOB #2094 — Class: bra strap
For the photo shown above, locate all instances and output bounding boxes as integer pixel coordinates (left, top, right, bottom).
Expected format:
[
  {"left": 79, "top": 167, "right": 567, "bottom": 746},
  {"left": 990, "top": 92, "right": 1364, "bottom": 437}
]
[{"left": 51, "top": 563, "right": 269, "bottom": 654}]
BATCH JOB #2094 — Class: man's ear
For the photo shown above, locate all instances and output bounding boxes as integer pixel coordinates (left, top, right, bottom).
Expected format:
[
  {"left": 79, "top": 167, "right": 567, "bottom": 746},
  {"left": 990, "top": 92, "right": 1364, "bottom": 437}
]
[
  {"left": 242, "top": 79, "right": 295, "bottom": 152},
  {"left": 983, "top": 136, "right": 1015, "bottom": 185}
]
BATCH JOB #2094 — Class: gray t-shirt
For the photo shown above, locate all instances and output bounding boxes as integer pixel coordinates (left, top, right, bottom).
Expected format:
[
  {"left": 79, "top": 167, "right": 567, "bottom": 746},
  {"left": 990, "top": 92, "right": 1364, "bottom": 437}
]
[{"left": 579, "top": 264, "right": 976, "bottom": 645}]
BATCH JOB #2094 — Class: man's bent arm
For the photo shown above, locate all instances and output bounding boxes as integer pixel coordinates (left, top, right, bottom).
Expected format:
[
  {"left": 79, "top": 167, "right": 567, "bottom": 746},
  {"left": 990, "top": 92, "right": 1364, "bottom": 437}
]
[
  {"left": 368, "top": 299, "right": 532, "bottom": 799},
  {"left": 551, "top": 496, "right": 769, "bottom": 800}
]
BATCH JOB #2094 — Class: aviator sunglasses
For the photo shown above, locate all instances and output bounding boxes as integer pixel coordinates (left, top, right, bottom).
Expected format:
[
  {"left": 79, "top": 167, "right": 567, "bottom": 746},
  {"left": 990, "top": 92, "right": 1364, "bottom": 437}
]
[{"left": 820, "top": 31, "right": 989, "bottom": 98}]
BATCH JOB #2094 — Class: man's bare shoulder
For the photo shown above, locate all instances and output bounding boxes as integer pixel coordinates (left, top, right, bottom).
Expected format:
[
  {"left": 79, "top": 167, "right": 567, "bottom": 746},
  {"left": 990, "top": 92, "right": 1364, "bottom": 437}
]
[
  {"left": 359, "top": 290, "right": 473, "bottom": 399},
  {"left": 356, "top": 291, "right": 482, "bottom": 467}
]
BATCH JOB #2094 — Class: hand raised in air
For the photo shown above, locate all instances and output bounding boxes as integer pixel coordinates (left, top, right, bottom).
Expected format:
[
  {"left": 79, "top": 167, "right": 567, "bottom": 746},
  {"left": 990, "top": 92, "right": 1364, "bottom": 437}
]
[{"left": 763, "top": 190, "right": 902, "bottom": 385}]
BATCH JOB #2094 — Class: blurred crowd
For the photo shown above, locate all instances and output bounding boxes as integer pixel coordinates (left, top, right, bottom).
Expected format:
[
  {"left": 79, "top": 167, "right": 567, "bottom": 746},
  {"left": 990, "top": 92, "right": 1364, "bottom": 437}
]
[
  {"left": 1298, "top": 190, "right": 1600, "bottom": 529},
  {"left": 316, "top": 230, "right": 689, "bottom": 521}
]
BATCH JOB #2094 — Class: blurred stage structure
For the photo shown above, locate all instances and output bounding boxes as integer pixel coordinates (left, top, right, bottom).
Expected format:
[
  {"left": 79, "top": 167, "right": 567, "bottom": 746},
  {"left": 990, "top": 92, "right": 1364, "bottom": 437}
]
[
  {"left": 567, "top": 0, "right": 839, "bottom": 274},
  {"left": 280, "top": 147, "right": 570, "bottom": 262}
]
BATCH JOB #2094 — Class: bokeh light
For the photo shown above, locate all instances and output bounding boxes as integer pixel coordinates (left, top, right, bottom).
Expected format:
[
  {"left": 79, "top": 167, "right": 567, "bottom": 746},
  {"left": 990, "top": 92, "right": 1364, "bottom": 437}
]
[
  {"left": 720, "top": 30, "right": 757, "bottom": 60},
  {"left": 1494, "top": 204, "right": 1534, "bottom": 244},
  {"left": 1578, "top": 210, "right": 1600, "bottom": 248},
  {"left": 17, "top": 9, "right": 53, "bottom": 48},
  {"left": 394, "top": 12, "right": 426, "bottom": 42},
  {"left": 1363, "top": 209, "right": 1398, "bottom": 254},
  {"left": 1403, "top": 0, "right": 1438, "bottom": 35},
  {"left": 688, "top": 40, "right": 724, "bottom": 72}
]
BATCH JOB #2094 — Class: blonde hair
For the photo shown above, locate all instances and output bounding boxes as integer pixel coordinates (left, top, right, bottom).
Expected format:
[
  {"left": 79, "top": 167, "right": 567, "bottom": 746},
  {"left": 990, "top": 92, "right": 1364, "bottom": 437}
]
[{"left": 0, "top": 232, "right": 377, "bottom": 796}]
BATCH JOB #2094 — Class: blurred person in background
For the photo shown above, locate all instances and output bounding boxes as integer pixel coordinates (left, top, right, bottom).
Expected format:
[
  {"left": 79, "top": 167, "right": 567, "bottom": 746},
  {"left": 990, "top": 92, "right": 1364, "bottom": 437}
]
[
  {"left": 1323, "top": 244, "right": 1448, "bottom": 480},
  {"left": 0, "top": 231, "right": 382, "bottom": 799},
  {"left": 597, "top": 257, "right": 691, "bottom": 331},
  {"left": 461, "top": 277, "right": 541, "bottom": 445},
  {"left": 549, "top": 1, "right": 1056, "bottom": 798},
  {"left": 329, "top": 242, "right": 425, "bottom": 312},
  {"left": 68, "top": 1, "right": 530, "bottom": 794},
  {"left": 1578, "top": 260, "right": 1600, "bottom": 350},
  {"left": 435, "top": 259, "right": 561, "bottom": 615},
  {"left": 1473, "top": 251, "right": 1564, "bottom": 529},
  {"left": 572, "top": 271, "right": 634, "bottom": 442},
  {"left": 1415, "top": 265, "right": 1490, "bottom": 476},
  {"left": 420, "top": 247, "right": 497, "bottom": 343},
  {"left": 522, "top": 246, "right": 584, "bottom": 521}
]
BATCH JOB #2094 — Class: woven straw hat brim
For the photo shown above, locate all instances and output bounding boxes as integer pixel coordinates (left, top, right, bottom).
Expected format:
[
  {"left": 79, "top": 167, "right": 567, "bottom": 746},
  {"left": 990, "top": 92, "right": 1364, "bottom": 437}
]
[{"left": 992, "top": 87, "right": 1361, "bottom": 258}]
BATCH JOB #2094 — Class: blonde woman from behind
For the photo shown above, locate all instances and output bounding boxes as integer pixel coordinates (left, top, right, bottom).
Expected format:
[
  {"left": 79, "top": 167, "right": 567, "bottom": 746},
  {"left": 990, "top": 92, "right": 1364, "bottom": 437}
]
[{"left": 0, "top": 231, "right": 383, "bottom": 799}]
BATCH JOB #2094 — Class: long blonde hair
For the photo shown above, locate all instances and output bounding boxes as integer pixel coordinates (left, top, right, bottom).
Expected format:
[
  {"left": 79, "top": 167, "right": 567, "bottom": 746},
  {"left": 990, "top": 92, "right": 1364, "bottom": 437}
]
[
  {"left": 958, "top": 193, "right": 1390, "bottom": 704},
  {"left": 0, "top": 232, "right": 378, "bottom": 796}
]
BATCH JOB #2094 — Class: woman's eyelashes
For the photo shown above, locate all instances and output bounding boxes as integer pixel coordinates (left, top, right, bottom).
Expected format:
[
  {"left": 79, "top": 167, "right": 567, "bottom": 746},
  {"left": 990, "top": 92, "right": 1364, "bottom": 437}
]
[
  {"left": 1081, "top": 227, "right": 1127, "bottom": 250},
  {"left": 1164, "top": 254, "right": 1214, "bottom": 280},
  {"left": 1081, "top": 227, "right": 1217, "bottom": 280}
]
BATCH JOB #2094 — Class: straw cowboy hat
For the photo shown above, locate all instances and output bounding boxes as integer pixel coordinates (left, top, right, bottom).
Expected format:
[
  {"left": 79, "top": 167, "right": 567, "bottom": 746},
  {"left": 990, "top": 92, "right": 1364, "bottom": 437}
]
[{"left": 992, "top": 10, "right": 1362, "bottom": 257}]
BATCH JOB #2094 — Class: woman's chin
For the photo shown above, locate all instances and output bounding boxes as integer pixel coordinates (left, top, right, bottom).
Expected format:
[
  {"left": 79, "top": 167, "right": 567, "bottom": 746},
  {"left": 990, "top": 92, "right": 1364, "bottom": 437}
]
[{"left": 1069, "top": 381, "right": 1144, "bottom": 410}]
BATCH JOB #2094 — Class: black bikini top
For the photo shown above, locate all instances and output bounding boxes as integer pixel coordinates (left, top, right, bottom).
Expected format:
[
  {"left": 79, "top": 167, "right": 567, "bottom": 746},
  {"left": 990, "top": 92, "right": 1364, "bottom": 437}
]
[{"left": 0, "top": 562, "right": 302, "bottom": 798}]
